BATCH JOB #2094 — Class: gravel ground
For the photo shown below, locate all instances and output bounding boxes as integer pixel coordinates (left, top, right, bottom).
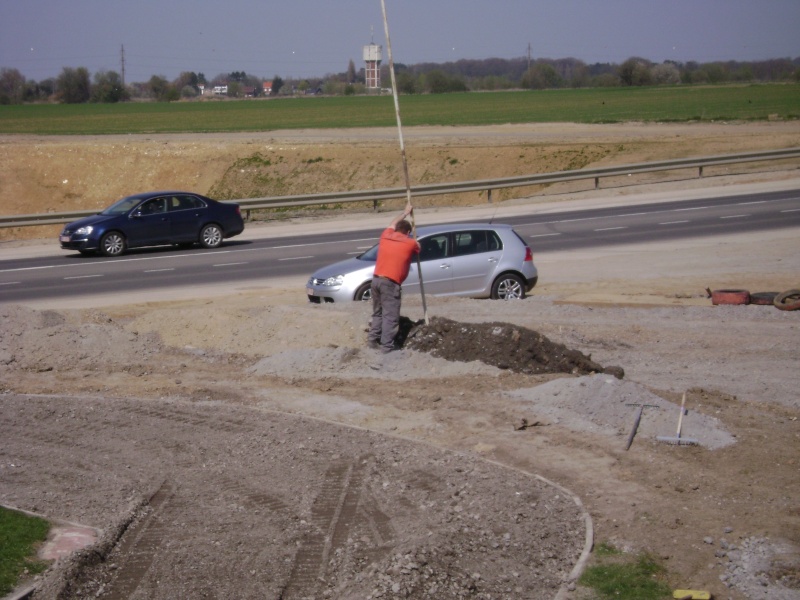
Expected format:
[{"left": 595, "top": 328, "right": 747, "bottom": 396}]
[{"left": 1, "top": 124, "right": 799, "bottom": 599}]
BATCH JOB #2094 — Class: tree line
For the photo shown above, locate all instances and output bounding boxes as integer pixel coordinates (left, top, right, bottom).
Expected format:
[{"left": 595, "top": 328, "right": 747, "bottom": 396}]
[{"left": 1, "top": 55, "right": 798, "bottom": 104}]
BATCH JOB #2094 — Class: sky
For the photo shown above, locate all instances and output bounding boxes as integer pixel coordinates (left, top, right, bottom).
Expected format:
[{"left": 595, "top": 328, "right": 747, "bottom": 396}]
[{"left": 1, "top": 0, "right": 799, "bottom": 84}]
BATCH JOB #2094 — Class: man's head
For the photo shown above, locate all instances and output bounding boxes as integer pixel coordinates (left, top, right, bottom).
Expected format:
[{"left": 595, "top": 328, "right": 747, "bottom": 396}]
[{"left": 395, "top": 219, "right": 412, "bottom": 234}]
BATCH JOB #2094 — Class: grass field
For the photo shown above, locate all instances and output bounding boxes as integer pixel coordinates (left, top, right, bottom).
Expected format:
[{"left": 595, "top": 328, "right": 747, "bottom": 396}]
[
  {"left": 0, "top": 84, "right": 798, "bottom": 135},
  {"left": 0, "top": 507, "right": 50, "bottom": 595}
]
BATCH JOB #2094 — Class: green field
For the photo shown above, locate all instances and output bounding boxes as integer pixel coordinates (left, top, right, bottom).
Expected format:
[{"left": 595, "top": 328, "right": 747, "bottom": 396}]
[{"left": 0, "top": 84, "right": 798, "bottom": 135}]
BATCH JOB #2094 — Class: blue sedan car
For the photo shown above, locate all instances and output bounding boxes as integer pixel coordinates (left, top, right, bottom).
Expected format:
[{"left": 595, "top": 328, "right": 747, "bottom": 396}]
[{"left": 59, "top": 191, "right": 245, "bottom": 256}]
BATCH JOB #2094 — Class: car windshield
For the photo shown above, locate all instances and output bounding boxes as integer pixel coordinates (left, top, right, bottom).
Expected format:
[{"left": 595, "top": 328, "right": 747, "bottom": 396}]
[
  {"left": 101, "top": 196, "right": 143, "bottom": 216},
  {"left": 357, "top": 244, "right": 379, "bottom": 261}
]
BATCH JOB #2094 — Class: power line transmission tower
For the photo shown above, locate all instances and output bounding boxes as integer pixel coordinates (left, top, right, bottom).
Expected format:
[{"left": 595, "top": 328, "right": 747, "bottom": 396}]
[{"left": 120, "top": 45, "right": 126, "bottom": 87}]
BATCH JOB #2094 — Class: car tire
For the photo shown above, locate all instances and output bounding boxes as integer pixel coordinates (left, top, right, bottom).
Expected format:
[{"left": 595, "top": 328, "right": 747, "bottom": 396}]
[
  {"left": 491, "top": 273, "right": 526, "bottom": 300},
  {"left": 99, "top": 232, "right": 126, "bottom": 257},
  {"left": 774, "top": 289, "right": 800, "bottom": 311},
  {"left": 355, "top": 281, "right": 373, "bottom": 302},
  {"left": 710, "top": 289, "right": 750, "bottom": 305},
  {"left": 749, "top": 291, "right": 779, "bottom": 306},
  {"left": 200, "top": 224, "right": 223, "bottom": 249}
]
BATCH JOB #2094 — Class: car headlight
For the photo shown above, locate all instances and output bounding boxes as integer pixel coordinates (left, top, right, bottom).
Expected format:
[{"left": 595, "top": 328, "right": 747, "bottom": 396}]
[
  {"left": 75, "top": 225, "right": 94, "bottom": 236},
  {"left": 322, "top": 275, "right": 344, "bottom": 286}
]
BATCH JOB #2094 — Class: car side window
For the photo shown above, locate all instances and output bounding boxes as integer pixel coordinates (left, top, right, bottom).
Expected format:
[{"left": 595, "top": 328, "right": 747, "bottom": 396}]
[
  {"left": 419, "top": 234, "right": 449, "bottom": 261},
  {"left": 487, "top": 231, "right": 502, "bottom": 251},
  {"left": 452, "top": 230, "right": 490, "bottom": 256},
  {"left": 139, "top": 198, "right": 166, "bottom": 215},
  {"left": 170, "top": 195, "right": 206, "bottom": 211}
]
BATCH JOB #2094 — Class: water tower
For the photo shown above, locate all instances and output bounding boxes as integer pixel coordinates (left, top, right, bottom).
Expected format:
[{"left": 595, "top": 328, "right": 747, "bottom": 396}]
[{"left": 363, "top": 42, "right": 382, "bottom": 89}]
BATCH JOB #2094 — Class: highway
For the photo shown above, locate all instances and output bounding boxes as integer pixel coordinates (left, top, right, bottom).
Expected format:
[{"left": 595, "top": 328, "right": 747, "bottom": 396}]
[{"left": 1, "top": 188, "right": 798, "bottom": 305}]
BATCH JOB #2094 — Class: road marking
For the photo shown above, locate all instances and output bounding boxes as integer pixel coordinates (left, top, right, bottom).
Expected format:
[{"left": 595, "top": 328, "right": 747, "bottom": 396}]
[
  {"left": 720, "top": 214, "right": 749, "bottom": 219},
  {"left": 0, "top": 265, "right": 54, "bottom": 274},
  {"left": 529, "top": 232, "right": 562, "bottom": 238},
  {"left": 213, "top": 262, "right": 249, "bottom": 267},
  {"left": 279, "top": 256, "right": 314, "bottom": 261},
  {"left": 737, "top": 200, "right": 766, "bottom": 205},
  {"left": 0, "top": 281, "right": 20, "bottom": 286},
  {"left": 144, "top": 268, "right": 175, "bottom": 273},
  {"left": 594, "top": 226, "right": 627, "bottom": 231},
  {"left": 618, "top": 212, "right": 648, "bottom": 217},
  {"left": 64, "top": 274, "right": 103, "bottom": 280},
  {"left": 659, "top": 220, "right": 690, "bottom": 225},
  {"left": 675, "top": 206, "right": 708, "bottom": 211},
  {"left": 780, "top": 208, "right": 800, "bottom": 213}
]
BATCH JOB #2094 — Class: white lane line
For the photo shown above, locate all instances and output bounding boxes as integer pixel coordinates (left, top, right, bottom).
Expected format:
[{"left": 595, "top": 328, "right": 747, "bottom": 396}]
[
  {"left": 0, "top": 281, "right": 21, "bottom": 286},
  {"left": 737, "top": 200, "right": 766, "bottom": 205},
  {"left": 618, "top": 212, "right": 648, "bottom": 217},
  {"left": 529, "top": 233, "right": 562, "bottom": 238},
  {"left": 278, "top": 256, "right": 314, "bottom": 261},
  {"left": 0, "top": 265, "right": 55, "bottom": 274},
  {"left": 594, "top": 226, "right": 627, "bottom": 232},
  {"left": 675, "top": 206, "right": 709, "bottom": 211},
  {"left": 64, "top": 274, "right": 103, "bottom": 280},
  {"left": 659, "top": 220, "right": 690, "bottom": 225},
  {"left": 720, "top": 214, "right": 749, "bottom": 219},
  {"left": 144, "top": 268, "right": 175, "bottom": 273},
  {"left": 781, "top": 208, "right": 800, "bottom": 213},
  {"left": 213, "top": 262, "right": 249, "bottom": 267}
]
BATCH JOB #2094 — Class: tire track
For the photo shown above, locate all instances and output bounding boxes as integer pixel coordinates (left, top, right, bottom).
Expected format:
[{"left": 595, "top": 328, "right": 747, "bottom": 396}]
[
  {"left": 102, "top": 480, "right": 176, "bottom": 600},
  {"left": 280, "top": 455, "right": 395, "bottom": 599}
]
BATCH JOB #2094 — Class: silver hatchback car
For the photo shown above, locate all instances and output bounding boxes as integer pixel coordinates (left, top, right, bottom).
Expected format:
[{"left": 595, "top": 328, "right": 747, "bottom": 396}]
[{"left": 306, "top": 223, "right": 538, "bottom": 303}]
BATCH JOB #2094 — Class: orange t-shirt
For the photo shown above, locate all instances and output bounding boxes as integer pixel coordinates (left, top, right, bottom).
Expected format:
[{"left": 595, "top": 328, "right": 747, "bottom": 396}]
[{"left": 373, "top": 227, "right": 419, "bottom": 284}]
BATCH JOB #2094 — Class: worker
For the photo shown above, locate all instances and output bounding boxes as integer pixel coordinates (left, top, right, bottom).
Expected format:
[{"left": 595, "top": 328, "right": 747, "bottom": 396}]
[{"left": 368, "top": 200, "right": 420, "bottom": 353}]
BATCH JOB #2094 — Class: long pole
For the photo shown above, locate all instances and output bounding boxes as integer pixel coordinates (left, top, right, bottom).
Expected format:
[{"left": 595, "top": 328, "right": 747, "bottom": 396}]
[{"left": 380, "top": 0, "right": 429, "bottom": 325}]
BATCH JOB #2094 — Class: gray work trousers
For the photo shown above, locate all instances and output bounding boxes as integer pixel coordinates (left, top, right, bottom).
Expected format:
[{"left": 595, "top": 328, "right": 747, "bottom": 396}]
[{"left": 368, "top": 276, "right": 402, "bottom": 353}]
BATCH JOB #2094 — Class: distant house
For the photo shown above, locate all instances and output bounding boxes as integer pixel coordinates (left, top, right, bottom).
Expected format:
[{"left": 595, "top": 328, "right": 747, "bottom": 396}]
[
  {"left": 198, "top": 84, "right": 205, "bottom": 95},
  {"left": 263, "top": 81, "right": 272, "bottom": 95},
  {"left": 213, "top": 85, "right": 228, "bottom": 95}
]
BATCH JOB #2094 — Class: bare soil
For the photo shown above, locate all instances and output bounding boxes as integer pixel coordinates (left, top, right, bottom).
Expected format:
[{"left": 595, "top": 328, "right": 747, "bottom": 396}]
[{"left": 1, "top": 123, "right": 799, "bottom": 600}]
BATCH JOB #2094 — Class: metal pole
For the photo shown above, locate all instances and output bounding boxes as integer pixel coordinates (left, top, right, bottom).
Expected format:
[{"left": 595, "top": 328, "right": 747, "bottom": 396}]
[{"left": 381, "top": 0, "right": 429, "bottom": 325}]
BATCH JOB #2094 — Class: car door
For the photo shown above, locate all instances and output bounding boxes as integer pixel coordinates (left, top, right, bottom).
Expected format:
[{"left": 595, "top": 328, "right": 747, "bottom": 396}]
[
  {"left": 403, "top": 233, "right": 453, "bottom": 296},
  {"left": 168, "top": 194, "right": 207, "bottom": 242},
  {"left": 127, "top": 197, "right": 170, "bottom": 246},
  {"left": 448, "top": 229, "right": 502, "bottom": 296}
]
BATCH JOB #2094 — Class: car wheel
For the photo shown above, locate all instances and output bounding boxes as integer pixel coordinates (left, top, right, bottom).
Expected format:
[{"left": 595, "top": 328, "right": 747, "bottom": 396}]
[
  {"left": 355, "top": 282, "right": 373, "bottom": 302},
  {"left": 99, "top": 232, "right": 126, "bottom": 257},
  {"left": 200, "top": 224, "right": 223, "bottom": 249},
  {"left": 491, "top": 273, "right": 526, "bottom": 300}
]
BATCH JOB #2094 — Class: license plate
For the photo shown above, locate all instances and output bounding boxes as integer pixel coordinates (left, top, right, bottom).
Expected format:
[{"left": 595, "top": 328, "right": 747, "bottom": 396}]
[
  {"left": 60, "top": 235, "right": 70, "bottom": 243},
  {"left": 306, "top": 287, "right": 314, "bottom": 296}
]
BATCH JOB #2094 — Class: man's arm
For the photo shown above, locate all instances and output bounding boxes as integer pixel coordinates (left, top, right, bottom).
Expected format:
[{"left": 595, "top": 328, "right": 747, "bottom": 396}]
[{"left": 388, "top": 200, "right": 414, "bottom": 229}]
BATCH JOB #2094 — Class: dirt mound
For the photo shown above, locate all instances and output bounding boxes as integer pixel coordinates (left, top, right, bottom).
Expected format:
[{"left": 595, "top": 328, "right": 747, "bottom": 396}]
[{"left": 404, "top": 316, "right": 624, "bottom": 378}]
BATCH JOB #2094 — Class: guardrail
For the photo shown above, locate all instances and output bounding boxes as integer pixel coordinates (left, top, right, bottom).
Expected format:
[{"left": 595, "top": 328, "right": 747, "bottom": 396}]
[{"left": 2, "top": 147, "right": 798, "bottom": 229}]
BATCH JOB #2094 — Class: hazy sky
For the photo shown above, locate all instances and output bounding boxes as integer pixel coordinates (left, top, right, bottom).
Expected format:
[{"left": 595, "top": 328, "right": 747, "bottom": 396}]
[{"left": 2, "top": 0, "right": 798, "bottom": 83}]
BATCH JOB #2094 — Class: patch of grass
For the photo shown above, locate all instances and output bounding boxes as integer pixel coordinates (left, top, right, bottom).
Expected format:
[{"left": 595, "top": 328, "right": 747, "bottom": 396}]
[
  {"left": 0, "top": 84, "right": 797, "bottom": 135},
  {"left": 578, "top": 543, "right": 671, "bottom": 600},
  {"left": 0, "top": 507, "right": 51, "bottom": 595}
]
